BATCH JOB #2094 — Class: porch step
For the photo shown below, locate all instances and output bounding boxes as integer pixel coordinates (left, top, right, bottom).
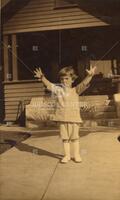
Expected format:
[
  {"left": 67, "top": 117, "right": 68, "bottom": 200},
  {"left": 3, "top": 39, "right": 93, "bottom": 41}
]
[
  {"left": 26, "top": 120, "right": 58, "bottom": 130},
  {"left": 26, "top": 118, "right": 120, "bottom": 130},
  {"left": 96, "top": 118, "right": 120, "bottom": 127},
  {"left": 81, "top": 118, "right": 120, "bottom": 128},
  {"left": 94, "top": 112, "right": 117, "bottom": 119}
]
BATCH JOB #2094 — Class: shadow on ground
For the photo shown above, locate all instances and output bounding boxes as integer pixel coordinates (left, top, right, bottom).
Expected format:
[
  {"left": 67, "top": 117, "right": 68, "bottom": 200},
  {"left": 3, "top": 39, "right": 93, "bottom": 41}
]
[
  {"left": 15, "top": 142, "right": 62, "bottom": 160},
  {"left": 0, "top": 131, "right": 62, "bottom": 160},
  {"left": 0, "top": 131, "right": 31, "bottom": 154},
  {"left": 30, "top": 129, "right": 92, "bottom": 138},
  {"left": 1, "top": 128, "right": 119, "bottom": 155},
  {"left": 29, "top": 127, "right": 117, "bottom": 138}
]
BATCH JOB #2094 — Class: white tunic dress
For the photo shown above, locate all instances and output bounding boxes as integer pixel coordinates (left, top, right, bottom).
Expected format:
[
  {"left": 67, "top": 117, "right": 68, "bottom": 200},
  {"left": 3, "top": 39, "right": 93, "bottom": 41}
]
[
  {"left": 51, "top": 86, "right": 82, "bottom": 123},
  {"left": 44, "top": 74, "right": 93, "bottom": 123}
]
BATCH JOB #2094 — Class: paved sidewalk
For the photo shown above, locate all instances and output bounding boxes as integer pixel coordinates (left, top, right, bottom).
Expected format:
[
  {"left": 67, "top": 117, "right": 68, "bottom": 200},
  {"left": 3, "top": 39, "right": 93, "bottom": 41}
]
[{"left": 0, "top": 127, "right": 120, "bottom": 200}]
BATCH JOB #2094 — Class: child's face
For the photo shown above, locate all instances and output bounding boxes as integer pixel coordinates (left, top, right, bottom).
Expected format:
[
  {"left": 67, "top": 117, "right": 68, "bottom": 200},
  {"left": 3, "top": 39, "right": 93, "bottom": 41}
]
[{"left": 60, "top": 76, "right": 73, "bottom": 87}]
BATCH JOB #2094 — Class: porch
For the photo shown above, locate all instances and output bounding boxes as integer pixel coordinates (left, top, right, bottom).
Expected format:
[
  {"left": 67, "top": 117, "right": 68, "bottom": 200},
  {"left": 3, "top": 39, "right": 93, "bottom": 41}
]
[
  {"left": 2, "top": 26, "right": 120, "bottom": 126},
  {"left": 1, "top": 0, "right": 120, "bottom": 126}
]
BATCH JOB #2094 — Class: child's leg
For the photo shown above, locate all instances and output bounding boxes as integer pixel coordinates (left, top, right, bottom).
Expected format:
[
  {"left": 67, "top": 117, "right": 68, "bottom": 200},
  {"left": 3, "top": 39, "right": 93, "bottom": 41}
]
[
  {"left": 72, "top": 139, "right": 82, "bottom": 163},
  {"left": 61, "top": 140, "right": 70, "bottom": 163}
]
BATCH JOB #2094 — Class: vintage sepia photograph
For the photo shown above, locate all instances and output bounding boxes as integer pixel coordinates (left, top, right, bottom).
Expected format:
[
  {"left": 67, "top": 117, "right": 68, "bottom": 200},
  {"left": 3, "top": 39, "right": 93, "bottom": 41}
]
[{"left": 0, "top": 0, "right": 120, "bottom": 200}]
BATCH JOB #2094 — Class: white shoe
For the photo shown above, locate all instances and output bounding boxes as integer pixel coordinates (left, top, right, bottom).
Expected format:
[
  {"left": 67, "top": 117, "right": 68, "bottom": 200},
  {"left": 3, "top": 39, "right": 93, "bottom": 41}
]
[
  {"left": 73, "top": 140, "right": 82, "bottom": 163},
  {"left": 61, "top": 156, "right": 70, "bottom": 163},
  {"left": 74, "top": 155, "right": 82, "bottom": 163},
  {"left": 61, "top": 142, "right": 71, "bottom": 163}
]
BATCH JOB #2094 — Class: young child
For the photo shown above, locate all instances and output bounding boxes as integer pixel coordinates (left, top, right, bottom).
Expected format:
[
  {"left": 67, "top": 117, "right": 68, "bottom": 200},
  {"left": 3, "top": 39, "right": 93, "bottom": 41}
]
[{"left": 34, "top": 65, "right": 96, "bottom": 163}]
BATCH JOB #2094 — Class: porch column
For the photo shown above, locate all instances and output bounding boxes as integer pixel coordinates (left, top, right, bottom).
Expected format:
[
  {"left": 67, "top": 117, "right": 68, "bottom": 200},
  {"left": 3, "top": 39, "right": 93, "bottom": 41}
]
[
  {"left": 12, "top": 34, "right": 18, "bottom": 80},
  {"left": 3, "top": 35, "right": 9, "bottom": 81},
  {"left": 50, "top": 61, "right": 59, "bottom": 82},
  {"left": 77, "top": 56, "right": 88, "bottom": 80},
  {"left": 118, "top": 83, "right": 120, "bottom": 93}
]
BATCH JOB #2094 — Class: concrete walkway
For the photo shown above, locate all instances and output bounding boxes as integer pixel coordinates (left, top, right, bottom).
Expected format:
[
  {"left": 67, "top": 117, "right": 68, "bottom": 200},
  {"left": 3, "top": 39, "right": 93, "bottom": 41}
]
[{"left": 0, "top": 126, "right": 120, "bottom": 200}]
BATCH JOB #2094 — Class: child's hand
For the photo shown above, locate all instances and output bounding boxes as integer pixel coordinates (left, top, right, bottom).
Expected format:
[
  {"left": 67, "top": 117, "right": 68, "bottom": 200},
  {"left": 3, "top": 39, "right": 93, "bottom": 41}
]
[
  {"left": 86, "top": 65, "right": 96, "bottom": 76},
  {"left": 34, "top": 67, "right": 43, "bottom": 79}
]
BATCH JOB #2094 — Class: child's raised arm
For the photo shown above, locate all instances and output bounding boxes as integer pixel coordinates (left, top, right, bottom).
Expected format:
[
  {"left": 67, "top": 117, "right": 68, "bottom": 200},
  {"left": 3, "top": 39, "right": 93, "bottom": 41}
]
[
  {"left": 34, "top": 67, "right": 58, "bottom": 92},
  {"left": 76, "top": 66, "right": 96, "bottom": 95}
]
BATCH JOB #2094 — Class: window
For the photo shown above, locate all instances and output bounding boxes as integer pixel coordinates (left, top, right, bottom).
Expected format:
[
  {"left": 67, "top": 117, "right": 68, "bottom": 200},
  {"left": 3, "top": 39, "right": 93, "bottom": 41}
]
[
  {"left": 54, "top": 0, "right": 78, "bottom": 9},
  {"left": 81, "top": 45, "right": 88, "bottom": 52},
  {"left": 32, "top": 45, "right": 39, "bottom": 51}
]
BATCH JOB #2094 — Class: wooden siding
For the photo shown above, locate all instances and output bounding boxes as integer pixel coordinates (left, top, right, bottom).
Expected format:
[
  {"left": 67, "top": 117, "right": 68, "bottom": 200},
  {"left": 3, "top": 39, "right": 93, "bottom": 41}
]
[
  {"left": 3, "top": 0, "right": 108, "bottom": 34},
  {"left": 3, "top": 80, "right": 45, "bottom": 121},
  {"left": 3, "top": 78, "right": 117, "bottom": 122}
]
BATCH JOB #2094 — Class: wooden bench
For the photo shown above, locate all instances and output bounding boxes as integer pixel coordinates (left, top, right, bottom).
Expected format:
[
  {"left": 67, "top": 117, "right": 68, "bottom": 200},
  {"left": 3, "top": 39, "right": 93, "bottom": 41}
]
[
  {"left": 25, "top": 95, "right": 117, "bottom": 129},
  {"left": 26, "top": 96, "right": 57, "bottom": 129}
]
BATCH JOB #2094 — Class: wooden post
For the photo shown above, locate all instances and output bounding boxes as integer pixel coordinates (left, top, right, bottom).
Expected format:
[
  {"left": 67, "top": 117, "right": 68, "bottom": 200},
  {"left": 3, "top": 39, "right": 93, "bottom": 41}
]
[
  {"left": 117, "top": 82, "right": 120, "bottom": 93},
  {"left": 3, "top": 35, "right": 9, "bottom": 81},
  {"left": 77, "top": 57, "right": 87, "bottom": 80},
  {"left": 12, "top": 34, "right": 18, "bottom": 80},
  {"left": 50, "top": 61, "right": 59, "bottom": 82}
]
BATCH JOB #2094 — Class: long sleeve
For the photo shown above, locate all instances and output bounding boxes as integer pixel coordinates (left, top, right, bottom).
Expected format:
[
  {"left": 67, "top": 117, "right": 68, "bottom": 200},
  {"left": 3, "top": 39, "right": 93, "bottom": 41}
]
[
  {"left": 41, "top": 76, "right": 61, "bottom": 94},
  {"left": 75, "top": 74, "right": 93, "bottom": 95}
]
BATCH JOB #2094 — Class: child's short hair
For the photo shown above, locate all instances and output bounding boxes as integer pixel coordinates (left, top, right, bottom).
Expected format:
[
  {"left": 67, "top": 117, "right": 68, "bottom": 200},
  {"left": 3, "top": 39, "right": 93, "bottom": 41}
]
[{"left": 58, "top": 66, "right": 78, "bottom": 81}]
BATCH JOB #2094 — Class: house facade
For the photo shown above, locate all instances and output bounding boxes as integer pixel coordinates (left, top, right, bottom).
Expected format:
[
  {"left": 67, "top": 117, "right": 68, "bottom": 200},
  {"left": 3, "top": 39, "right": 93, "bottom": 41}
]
[{"left": 1, "top": 0, "right": 120, "bottom": 125}]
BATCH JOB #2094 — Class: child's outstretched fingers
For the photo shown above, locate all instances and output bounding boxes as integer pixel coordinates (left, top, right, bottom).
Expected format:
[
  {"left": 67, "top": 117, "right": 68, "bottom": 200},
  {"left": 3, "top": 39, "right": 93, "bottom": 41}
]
[
  {"left": 34, "top": 67, "right": 43, "bottom": 79},
  {"left": 34, "top": 68, "right": 38, "bottom": 78},
  {"left": 86, "top": 66, "right": 96, "bottom": 75},
  {"left": 91, "top": 66, "right": 97, "bottom": 75}
]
